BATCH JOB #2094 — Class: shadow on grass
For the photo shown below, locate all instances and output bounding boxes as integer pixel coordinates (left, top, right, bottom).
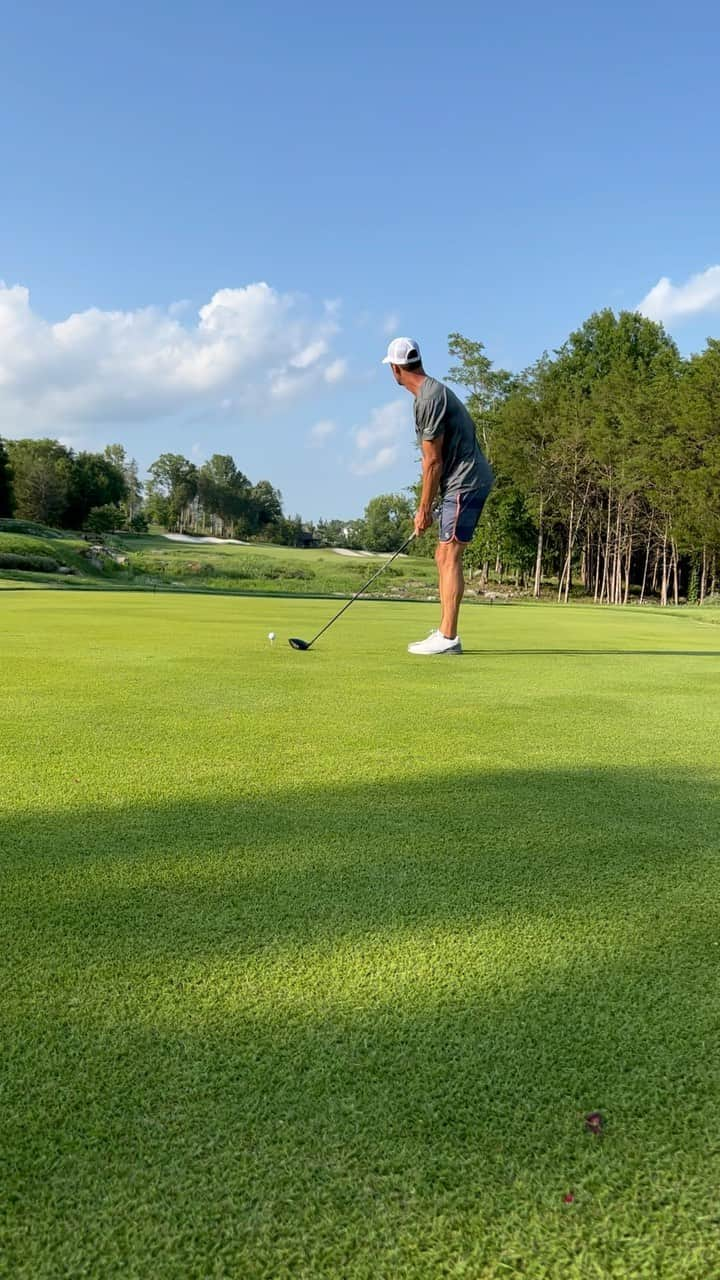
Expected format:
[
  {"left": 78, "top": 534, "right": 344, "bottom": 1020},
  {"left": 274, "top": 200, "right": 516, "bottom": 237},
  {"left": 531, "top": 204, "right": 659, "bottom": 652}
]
[
  {"left": 461, "top": 648, "right": 720, "bottom": 657},
  {"left": 3, "top": 767, "right": 720, "bottom": 1276},
  {"left": 4, "top": 765, "right": 719, "bottom": 950}
]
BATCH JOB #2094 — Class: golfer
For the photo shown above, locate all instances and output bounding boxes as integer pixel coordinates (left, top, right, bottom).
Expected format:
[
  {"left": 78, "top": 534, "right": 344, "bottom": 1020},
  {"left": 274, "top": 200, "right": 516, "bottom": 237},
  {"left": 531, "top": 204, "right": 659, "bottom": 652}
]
[{"left": 383, "top": 337, "right": 494, "bottom": 655}]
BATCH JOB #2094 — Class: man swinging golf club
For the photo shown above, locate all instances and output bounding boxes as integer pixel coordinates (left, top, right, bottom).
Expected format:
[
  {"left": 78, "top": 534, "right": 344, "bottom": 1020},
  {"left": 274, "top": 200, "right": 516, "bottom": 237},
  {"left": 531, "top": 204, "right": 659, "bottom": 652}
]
[{"left": 383, "top": 337, "right": 495, "bottom": 655}]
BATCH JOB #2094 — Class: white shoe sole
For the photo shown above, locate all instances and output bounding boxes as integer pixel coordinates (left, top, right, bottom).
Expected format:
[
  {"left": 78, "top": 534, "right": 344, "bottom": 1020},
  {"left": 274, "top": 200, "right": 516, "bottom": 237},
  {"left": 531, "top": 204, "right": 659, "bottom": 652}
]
[{"left": 407, "top": 644, "right": 462, "bottom": 656}]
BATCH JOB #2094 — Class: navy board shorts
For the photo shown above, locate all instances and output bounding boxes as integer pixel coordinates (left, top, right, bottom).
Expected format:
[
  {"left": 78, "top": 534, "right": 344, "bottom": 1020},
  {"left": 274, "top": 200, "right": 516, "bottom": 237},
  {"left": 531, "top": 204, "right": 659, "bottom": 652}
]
[{"left": 436, "top": 487, "right": 491, "bottom": 544}]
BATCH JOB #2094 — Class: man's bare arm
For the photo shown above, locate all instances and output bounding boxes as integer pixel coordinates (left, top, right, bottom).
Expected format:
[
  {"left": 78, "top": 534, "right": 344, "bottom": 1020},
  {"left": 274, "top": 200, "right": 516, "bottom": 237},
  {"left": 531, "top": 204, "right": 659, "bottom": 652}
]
[{"left": 415, "top": 437, "right": 444, "bottom": 534}]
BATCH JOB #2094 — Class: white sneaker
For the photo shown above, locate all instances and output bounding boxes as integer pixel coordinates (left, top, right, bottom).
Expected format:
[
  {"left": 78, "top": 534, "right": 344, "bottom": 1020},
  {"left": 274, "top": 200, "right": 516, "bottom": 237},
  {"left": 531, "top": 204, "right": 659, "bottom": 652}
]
[{"left": 408, "top": 629, "right": 462, "bottom": 655}]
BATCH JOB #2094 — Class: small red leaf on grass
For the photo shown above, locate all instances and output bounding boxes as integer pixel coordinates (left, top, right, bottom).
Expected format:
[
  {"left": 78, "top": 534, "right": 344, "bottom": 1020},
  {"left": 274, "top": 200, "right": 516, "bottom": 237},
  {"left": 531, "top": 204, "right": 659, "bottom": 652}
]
[
  {"left": 563, "top": 1193, "right": 575, "bottom": 1204},
  {"left": 584, "top": 1111, "right": 604, "bottom": 1135}
]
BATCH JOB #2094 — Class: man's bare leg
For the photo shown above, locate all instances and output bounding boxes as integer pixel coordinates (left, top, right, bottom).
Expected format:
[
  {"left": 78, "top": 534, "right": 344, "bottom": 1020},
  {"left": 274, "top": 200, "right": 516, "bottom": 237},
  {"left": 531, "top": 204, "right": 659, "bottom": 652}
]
[
  {"left": 435, "top": 540, "right": 466, "bottom": 638},
  {"left": 436, "top": 542, "right": 447, "bottom": 631}
]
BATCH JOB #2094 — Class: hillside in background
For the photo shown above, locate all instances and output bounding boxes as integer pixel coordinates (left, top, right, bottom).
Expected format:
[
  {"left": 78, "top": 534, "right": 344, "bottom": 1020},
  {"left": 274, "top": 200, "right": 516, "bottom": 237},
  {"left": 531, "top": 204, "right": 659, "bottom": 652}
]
[{"left": 0, "top": 522, "right": 441, "bottom": 601}]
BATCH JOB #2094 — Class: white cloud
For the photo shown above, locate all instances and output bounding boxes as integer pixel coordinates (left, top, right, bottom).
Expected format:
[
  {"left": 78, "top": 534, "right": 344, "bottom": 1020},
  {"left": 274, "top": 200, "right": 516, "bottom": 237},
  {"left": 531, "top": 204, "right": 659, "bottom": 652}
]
[
  {"left": 57, "top": 431, "right": 96, "bottom": 452},
  {"left": 352, "top": 444, "right": 401, "bottom": 476},
  {"left": 350, "top": 398, "right": 410, "bottom": 476},
  {"left": 290, "top": 339, "right": 328, "bottom": 369},
  {"left": 307, "top": 419, "right": 336, "bottom": 447},
  {"left": 0, "top": 279, "right": 346, "bottom": 434},
  {"left": 382, "top": 312, "right": 399, "bottom": 336},
  {"left": 324, "top": 358, "right": 347, "bottom": 384},
  {"left": 269, "top": 369, "right": 317, "bottom": 400},
  {"left": 638, "top": 266, "right": 720, "bottom": 323}
]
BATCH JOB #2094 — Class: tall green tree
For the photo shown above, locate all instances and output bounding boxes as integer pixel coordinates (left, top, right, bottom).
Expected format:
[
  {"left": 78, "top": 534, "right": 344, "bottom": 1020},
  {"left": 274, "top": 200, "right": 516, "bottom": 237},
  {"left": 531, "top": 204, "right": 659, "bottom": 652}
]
[
  {"left": 197, "top": 454, "right": 252, "bottom": 536},
  {"left": 447, "top": 333, "right": 515, "bottom": 456},
  {"left": 147, "top": 454, "right": 198, "bottom": 530},
  {"left": 489, "top": 359, "right": 557, "bottom": 596},
  {"left": 314, "top": 519, "right": 355, "bottom": 547},
  {"left": 554, "top": 310, "right": 681, "bottom": 604},
  {"left": 362, "top": 493, "right": 414, "bottom": 552},
  {"left": 463, "top": 483, "right": 537, "bottom": 588},
  {"left": 66, "top": 452, "right": 127, "bottom": 529},
  {"left": 465, "top": 310, "right": 690, "bottom": 604},
  {"left": 0, "top": 437, "right": 13, "bottom": 517},
  {"left": 6, "top": 439, "right": 73, "bottom": 526},
  {"left": 269, "top": 513, "right": 310, "bottom": 547},
  {"left": 104, "top": 444, "right": 143, "bottom": 519},
  {"left": 248, "top": 480, "right": 283, "bottom": 534},
  {"left": 144, "top": 489, "right": 171, "bottom": 528}
]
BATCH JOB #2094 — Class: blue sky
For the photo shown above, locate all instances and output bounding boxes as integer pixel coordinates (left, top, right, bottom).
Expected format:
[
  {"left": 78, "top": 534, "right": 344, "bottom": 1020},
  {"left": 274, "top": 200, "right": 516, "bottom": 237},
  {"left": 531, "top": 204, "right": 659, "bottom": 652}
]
[{"left": 2, "top": 0, "right": 719, "bottom": 519}]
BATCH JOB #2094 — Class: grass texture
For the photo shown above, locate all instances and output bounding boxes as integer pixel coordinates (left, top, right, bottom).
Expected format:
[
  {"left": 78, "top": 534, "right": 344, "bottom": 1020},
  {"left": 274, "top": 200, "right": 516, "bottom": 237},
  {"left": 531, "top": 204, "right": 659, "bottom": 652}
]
[{"left": 2, "top": 592, "right": 720, "bottom": 1278}]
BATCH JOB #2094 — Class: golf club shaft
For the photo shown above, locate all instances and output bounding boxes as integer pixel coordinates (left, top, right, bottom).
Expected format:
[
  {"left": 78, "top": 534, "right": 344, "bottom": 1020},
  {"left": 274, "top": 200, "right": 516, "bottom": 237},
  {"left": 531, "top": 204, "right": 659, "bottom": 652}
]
[{"left": 307, "top": 532, "right": 416, "bottom": 647}]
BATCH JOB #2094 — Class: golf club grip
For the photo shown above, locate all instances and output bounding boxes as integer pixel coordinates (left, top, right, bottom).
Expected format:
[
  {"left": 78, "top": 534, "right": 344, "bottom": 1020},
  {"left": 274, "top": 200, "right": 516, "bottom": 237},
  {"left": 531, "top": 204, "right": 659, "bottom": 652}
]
[{"left": 308, "top": 532, "right": 416, "bottom": 647}]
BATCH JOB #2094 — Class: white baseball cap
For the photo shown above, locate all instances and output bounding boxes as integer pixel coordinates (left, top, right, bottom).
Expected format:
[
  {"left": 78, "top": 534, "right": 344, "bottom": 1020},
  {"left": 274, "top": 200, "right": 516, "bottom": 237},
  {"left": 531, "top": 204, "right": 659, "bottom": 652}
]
[{"left": 382, "top": 336, "right": 422, "bottom": 366}]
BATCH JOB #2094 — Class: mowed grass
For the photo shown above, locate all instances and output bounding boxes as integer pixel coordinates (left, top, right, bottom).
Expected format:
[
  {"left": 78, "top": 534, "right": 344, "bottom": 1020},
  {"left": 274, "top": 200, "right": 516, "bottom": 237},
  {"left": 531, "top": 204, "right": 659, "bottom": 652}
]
[{"left": 2, "top": 593, "right": 720, "bottom": 1279}]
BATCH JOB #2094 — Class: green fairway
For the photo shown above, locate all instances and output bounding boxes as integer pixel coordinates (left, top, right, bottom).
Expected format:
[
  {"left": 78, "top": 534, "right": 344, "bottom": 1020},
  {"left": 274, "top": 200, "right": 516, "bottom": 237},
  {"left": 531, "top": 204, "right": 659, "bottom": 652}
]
[{"left": 2, "top": 592, "right": 720, "bottom": 1278}]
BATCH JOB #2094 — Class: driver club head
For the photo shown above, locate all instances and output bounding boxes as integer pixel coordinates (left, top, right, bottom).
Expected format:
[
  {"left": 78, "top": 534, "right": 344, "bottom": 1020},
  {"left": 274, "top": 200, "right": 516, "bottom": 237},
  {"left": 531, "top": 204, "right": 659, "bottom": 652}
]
[{"left": 288, "top": 637, "right": 311, "bottom": 651}]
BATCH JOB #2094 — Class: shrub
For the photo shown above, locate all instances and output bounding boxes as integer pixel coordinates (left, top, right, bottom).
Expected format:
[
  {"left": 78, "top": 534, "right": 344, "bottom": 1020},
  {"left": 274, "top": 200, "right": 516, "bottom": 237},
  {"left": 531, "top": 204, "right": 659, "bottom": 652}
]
[
  {"left": 179, "top": 558, "right": 315, "bottom": 582},
  {"left": 123, "top": 552, "right": 317, "bottom": 584},
  {"left": 349, "top": 562, "right": 401, "bottom": 578},
  {"left": 0, "top": 552, "right": 59, "bottom": 572},
  {"left": 0, "top": 518, "right": 70, "bottom": 539},
  {"left": 277, "top": 566, "right": 315, "bottom": 580},
  {"left": 178, "top": 561, "right": 215, "bottom": 577},
  {"left": 85, "top": 504, "right": 122, "bottom": 534}
]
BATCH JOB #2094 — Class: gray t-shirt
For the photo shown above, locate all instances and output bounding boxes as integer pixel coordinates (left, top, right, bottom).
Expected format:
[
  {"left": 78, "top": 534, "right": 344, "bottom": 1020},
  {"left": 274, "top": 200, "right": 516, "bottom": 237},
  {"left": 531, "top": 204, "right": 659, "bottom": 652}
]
[{"left": 414, "top": 376, "right": 494, "bottom": 497}]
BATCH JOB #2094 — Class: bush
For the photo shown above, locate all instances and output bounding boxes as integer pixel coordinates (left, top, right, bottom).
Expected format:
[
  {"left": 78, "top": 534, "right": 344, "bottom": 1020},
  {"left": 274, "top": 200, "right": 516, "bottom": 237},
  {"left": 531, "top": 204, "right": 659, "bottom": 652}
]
[
  {"left": 0, "top": 552, "right": 59, "bottom": 572},
  {"left": 176, "top": 558, "right": 315, "bottom": 582},
  {"left": 348, "top": 562, "right": 401, "bottom": 578},
  {"left": 0, "top": 518, "right": 70, "bottom": 539},
  {"left": 178, "top": 561, "right": 215, "bottom": 577},
  {"left": 277, "top": 566, "right": 315, "bottom": 580},
  {"left": 124, "top": 553, "right": 166, "bottom": 576},
  {"left": 85, "top": 504, "right": 122, "bottom": 534},
  {"left": 128, "top": 512, "right": 149, "bottom": 533},
  {"left": 124, "top": 551, "right": 317, "bottom": 584}
]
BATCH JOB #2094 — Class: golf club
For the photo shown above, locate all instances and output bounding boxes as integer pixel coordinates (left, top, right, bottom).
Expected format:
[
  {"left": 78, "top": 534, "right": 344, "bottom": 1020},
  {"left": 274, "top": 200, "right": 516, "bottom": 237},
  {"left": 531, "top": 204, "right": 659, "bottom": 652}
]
[{"left": 289, "top": 531, "right": 416, "bottom": 650}]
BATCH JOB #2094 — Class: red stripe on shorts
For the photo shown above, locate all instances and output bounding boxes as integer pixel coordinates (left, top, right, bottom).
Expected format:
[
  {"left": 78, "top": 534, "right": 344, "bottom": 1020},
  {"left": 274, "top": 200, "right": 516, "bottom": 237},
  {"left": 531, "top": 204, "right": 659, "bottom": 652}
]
[{"left": 451, "top": 492, "right": 462, "bottom": 540}]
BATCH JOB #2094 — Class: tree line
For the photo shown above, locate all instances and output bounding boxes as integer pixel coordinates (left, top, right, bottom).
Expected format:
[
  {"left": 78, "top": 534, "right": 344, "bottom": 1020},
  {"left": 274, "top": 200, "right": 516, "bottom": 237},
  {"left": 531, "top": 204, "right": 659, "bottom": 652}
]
[
  {"left": 0, "top": 438, "right": 142, "bottom": 533},
  {"left": 0, "top": 440, "right": 308, "bottom": 544},
  {"left": 0, "top": 435, "right": 416, "bottom": 551},
  {"left": 444, "top": 312, "right": 720, "bottom": 605}
]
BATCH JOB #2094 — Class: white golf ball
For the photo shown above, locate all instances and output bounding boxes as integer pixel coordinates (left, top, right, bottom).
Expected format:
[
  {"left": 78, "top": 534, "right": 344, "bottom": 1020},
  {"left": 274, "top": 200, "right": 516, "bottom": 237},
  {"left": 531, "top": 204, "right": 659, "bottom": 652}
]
[{"left": 268, "top": 632, "right": 276, "bottom": 641}]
